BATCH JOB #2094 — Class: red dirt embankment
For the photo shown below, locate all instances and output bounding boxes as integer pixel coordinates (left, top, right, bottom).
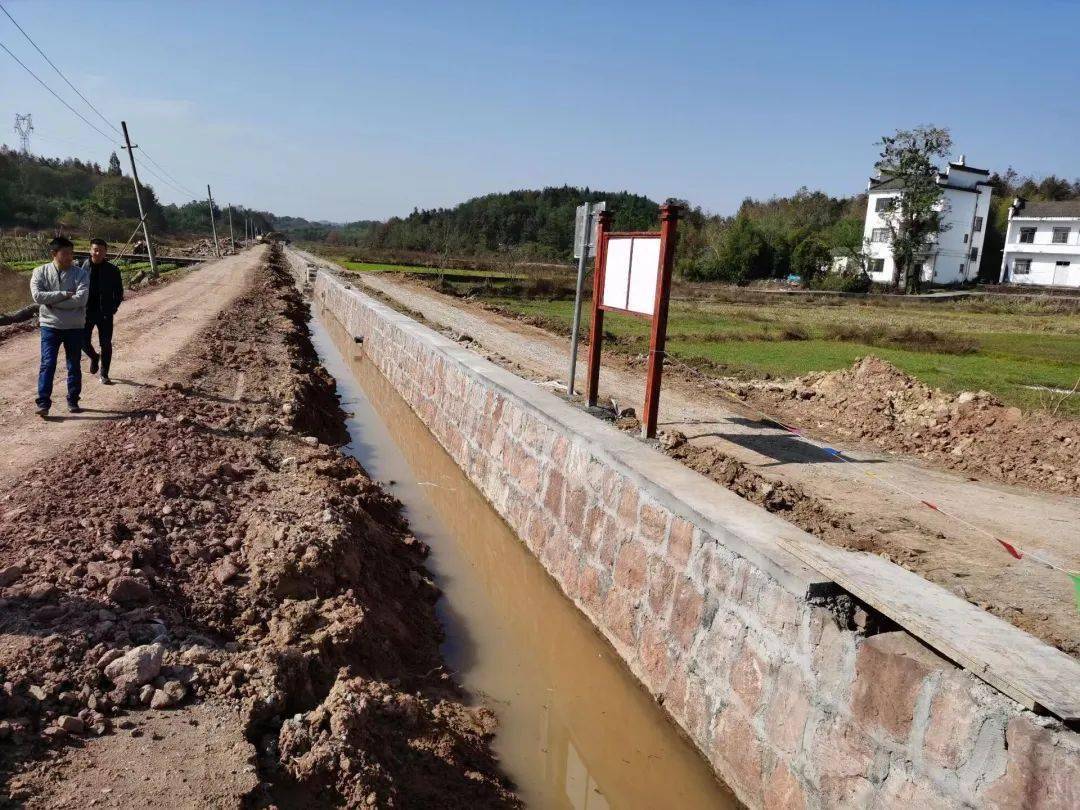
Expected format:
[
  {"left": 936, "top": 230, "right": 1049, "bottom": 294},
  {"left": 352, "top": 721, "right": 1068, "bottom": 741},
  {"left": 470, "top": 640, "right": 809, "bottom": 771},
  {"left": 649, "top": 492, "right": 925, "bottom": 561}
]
[
  {"left": 0, "top": 246, "right": 518, "bottom": 808},
  {"left": 729, "top": 356, "right": 1080, "bottom": 497}
]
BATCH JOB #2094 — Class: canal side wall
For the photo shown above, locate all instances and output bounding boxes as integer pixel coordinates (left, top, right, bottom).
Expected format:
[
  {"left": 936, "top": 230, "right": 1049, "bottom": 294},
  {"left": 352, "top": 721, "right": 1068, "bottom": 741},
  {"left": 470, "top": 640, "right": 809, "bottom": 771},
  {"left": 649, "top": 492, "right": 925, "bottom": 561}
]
[{"left": 313, "top": 270, "right": 1079, "bottom": 810}]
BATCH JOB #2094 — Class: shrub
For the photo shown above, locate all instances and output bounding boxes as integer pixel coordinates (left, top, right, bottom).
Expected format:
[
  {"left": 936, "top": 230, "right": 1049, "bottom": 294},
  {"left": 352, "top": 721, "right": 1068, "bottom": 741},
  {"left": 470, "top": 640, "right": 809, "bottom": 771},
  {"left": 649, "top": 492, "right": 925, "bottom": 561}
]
[{"left": 809, "top": 271, "right": 872, "bottom": 293}]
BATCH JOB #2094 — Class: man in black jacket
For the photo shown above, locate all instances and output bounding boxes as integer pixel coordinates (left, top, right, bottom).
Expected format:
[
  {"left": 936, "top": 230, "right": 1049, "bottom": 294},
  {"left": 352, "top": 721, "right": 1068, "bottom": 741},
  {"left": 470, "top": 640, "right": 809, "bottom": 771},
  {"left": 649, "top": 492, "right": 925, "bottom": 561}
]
[{"left": 82, "top": 238, "right": 124, "bottom": 385}]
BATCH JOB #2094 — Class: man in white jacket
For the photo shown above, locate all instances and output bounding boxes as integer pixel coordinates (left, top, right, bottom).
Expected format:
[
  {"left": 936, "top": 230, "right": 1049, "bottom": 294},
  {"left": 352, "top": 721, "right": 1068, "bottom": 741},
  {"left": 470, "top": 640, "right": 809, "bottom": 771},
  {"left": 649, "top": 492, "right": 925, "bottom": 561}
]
[{"left": 30, "top": 236, "right": 89, "bottom": 417}]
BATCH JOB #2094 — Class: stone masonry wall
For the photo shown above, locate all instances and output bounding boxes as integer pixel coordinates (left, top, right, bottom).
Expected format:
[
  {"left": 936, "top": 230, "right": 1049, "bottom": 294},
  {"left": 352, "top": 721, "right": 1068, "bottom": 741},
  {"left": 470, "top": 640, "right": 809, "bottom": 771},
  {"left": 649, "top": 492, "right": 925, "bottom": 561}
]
[{"left": 314, "top": 270, "right": 1079, "bottom": 809}]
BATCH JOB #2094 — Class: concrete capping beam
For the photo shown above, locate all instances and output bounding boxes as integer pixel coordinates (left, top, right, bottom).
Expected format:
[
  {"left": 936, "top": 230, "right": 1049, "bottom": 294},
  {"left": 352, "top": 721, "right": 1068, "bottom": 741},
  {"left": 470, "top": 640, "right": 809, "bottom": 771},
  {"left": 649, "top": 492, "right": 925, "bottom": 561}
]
[{"left": 316, "top": 270, "right": 832, "bottom": 600}]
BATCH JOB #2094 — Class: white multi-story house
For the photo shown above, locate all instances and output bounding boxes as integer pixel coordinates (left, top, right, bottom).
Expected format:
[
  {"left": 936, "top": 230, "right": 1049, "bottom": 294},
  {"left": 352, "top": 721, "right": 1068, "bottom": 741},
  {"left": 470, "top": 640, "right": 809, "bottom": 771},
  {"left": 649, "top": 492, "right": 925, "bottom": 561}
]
[
  {"left": 999, "top": 199, "right": 1080, "bottom": 288},
  {"left": 862, "top": 157, "right": 993, "bottom": 286}
]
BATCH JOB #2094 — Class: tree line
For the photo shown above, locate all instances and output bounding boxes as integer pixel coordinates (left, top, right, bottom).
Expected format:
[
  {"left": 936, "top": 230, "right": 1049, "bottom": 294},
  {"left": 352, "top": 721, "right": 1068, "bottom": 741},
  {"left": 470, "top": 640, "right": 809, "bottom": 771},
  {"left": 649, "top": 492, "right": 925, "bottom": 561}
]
[
  {"left": 4, "top": 143, "right": 1078, "bottom": 286},
  {"left": 0, "top": 146, "right": 275, "bottom": 243}
]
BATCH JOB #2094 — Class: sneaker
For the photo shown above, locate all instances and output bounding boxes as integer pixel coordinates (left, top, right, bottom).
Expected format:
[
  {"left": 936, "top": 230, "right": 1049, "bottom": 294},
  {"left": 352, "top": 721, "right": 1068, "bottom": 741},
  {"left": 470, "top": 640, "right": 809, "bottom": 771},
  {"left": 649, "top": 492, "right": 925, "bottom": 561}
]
[
  {"left": 35, "top": 405, "right": 49, "bottom": 418},
  {"left": 100, "top": 375, "right": 113, "bottom": 385},
  {"left": 67, "top": 403, "right": 82, "bottom": 414},
  {"left": 89, "top": 356, "right": 100, "bottom": 375}
]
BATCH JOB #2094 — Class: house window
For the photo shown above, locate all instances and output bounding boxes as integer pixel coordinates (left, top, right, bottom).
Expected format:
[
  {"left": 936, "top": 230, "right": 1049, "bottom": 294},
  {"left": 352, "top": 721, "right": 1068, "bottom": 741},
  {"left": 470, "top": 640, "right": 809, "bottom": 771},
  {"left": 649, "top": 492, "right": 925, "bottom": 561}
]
[
  {"left": 974, "top": 216, "right": 983, "bottom": 232},
  {"left": 963, "top": 234, "right": 969, "bottom": 243},
  {"left": 970, "top": 247, "right": 979, "bottom": 261},
  {"left": 869, "top": 258, "right": 885, "bottom": 275},
  {"left": 871, "top": 228, "right": 890, "bottom": 243},
  {"left": 1014, "top": 259, "right": 1031, "bottom": 275},
  {"left": 874, "top": 197, "right": 894, "bottom": 213},
  {"left": 959, "top": 263, "right": 965, "bottom": 276},
  {"left": 1019, "top": 227, "right": 1036, "bottom": 243},
  {"left": 1056, "top": 261, "right": 1071, "bottom": 267},
  {"left": 1053, "top": 227, "right": 1070, "bottom": 244}
]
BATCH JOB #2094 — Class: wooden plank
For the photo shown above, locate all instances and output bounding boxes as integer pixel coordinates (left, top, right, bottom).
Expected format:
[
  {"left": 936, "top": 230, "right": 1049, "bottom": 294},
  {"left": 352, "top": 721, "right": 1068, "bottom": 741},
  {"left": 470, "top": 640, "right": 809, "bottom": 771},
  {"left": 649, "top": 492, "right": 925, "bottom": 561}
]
[{"left": 778, "top": 535, "right": 1080, "bottom": 721}]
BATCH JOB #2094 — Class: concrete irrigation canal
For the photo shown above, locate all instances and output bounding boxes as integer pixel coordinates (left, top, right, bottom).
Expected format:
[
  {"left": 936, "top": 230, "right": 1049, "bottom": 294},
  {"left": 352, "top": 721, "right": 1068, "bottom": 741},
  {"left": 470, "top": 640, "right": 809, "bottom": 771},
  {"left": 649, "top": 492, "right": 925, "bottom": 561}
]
[
  {"left": 310, "top": 311, "right": 737, "bottom": 808},
  {"left": 0, "top": 244, "right": 1074, "bottom": 808},
  {"left": 296, "top": 247, "right": 1080, "bottom": 809}
]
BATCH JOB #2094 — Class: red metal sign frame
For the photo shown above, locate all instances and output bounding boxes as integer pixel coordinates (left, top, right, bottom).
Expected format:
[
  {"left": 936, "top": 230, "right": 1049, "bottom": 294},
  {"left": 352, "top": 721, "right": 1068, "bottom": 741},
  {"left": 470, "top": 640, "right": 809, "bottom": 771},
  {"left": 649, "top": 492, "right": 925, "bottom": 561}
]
[{"left": 586, "top": 204, "right": 680, "bottom": 438}]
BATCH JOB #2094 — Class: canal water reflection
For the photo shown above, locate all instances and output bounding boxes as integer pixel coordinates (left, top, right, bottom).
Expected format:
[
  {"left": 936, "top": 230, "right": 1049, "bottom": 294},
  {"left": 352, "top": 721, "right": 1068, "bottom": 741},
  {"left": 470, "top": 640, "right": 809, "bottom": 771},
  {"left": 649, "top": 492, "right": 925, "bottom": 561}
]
[{"left": 312, "top": 308, "right": 737, "bottom": 810}]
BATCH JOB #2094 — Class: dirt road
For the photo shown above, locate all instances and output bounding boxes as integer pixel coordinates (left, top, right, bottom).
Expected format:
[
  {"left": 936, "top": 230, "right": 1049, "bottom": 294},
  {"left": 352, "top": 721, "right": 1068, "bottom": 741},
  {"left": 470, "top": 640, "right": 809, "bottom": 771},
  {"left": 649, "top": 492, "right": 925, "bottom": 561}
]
[
  {"left": 0, "top": 249, "right": 263, "bottom": 487},
  {"left": 0, "top": 247, "right": 516, "bottom": 808},
  {"left": 296, "top": 251, "right": 1079, "bottom": 656}
]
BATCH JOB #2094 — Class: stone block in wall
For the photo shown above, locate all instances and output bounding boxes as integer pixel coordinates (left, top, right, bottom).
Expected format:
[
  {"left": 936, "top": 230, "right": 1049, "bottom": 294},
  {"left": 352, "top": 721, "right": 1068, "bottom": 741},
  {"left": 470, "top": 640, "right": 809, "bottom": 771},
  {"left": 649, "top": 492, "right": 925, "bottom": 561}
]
[
  {"left": 922, "top": 669, "right": 1003, "bottom": 773},
  {"left": 851, "top": 631, "right": 947, "bottom": 744},
  {"left": 983, "top": 716, "right": 1080, "bottom": 809},
  {"left": 763, "top": 760, "right": 807, "bottom": 810}
]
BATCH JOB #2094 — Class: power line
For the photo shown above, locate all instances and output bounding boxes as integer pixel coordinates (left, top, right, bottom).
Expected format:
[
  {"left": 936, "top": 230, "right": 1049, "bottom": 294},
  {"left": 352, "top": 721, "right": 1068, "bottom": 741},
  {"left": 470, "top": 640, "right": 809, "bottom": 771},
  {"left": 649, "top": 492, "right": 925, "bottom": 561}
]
[
  {"left": 137, "top": 148, "right": 197, "bottom": 197},
  {"left": 132, "top": 155, "right": 196, "bottom": 200},
  {"left": 1, "top": 2, "right": 198, "bottom": 200},
  {"left": 0, "top": 1, "right": 121, "bottom": 136},
  {"left": 0, "top": 39, "right": 118, "bottom": 146}
]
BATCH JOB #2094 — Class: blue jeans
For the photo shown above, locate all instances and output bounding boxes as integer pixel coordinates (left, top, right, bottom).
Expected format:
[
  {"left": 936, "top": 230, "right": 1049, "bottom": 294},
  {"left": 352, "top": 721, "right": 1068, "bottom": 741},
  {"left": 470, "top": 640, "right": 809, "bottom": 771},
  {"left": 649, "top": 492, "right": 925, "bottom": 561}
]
[{"left": 37, "top": 326, "right": 83, "bottom": 409}]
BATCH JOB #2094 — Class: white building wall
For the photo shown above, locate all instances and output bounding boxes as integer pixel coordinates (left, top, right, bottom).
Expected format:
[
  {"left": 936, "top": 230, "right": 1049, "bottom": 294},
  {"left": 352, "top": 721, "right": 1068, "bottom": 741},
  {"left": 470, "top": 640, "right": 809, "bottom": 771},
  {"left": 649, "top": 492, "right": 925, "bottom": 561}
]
[
  {"left": 861, "top": 178, "right": 992, "bottom": 286},
  {"left": 863, "top": 191, "right": 897, "bottom": 283},
  {"left": 1000, "top": 216, "right": 1080, "bottom": 287}
]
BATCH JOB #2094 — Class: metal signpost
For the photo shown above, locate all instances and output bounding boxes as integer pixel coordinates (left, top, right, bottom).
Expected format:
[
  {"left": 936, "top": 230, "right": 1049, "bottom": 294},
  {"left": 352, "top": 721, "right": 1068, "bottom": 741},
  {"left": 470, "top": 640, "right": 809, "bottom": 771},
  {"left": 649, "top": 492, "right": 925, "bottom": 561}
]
[
  {"left": 586, "top": 204, "right": 680, "bottom": 438},
  {"left": 567, "top": 201, "right": 605, "bottom": 396}
]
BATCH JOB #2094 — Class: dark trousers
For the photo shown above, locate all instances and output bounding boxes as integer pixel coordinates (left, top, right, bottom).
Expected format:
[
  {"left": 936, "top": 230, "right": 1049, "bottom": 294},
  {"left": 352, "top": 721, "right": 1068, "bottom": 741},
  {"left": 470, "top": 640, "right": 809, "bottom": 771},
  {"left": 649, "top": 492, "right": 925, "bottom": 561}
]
[
  {"left": 37, "top": 326, "right": 83, "bottom": 409},
  {"left": 83, "top": 313, "right": 115, "bottom": 376}
]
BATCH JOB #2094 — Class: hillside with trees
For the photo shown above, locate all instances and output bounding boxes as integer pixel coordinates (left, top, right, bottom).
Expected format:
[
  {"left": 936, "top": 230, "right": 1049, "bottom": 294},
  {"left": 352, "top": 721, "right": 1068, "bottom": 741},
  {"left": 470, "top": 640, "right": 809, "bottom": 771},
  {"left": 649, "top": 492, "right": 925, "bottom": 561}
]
[
  {"left": 313, "top": 186, "right": 662, "bottom": 258},
  {"left": 0, "top": 146, "right": 279, "bottom": 242}
]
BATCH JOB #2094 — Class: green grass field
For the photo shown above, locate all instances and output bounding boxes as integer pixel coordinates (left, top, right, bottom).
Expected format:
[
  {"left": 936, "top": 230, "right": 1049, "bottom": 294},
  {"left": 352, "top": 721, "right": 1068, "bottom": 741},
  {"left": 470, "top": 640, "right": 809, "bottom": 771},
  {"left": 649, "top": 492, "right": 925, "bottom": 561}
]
[{"left": 484, "top": 295, "right": 1080, "bottom": 415}]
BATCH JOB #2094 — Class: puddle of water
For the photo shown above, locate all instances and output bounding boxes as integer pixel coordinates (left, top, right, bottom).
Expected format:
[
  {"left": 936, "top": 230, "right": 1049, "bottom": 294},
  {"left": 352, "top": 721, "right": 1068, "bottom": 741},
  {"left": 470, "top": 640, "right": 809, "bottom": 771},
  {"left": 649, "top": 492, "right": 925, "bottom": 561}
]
[
  {"left": 0, "top": 266, "right": 32, "bottom": 313},
  {"left": 311, "top": 308, "right": 737, "bottom": 810}
]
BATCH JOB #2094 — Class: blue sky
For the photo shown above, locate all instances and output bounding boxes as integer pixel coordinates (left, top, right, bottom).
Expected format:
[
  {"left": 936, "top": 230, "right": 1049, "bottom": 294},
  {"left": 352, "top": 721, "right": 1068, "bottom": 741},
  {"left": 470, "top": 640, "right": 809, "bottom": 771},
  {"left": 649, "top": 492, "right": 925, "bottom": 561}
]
[{"left": 2, "top": 0, "right": 1078, "bottom": 222}]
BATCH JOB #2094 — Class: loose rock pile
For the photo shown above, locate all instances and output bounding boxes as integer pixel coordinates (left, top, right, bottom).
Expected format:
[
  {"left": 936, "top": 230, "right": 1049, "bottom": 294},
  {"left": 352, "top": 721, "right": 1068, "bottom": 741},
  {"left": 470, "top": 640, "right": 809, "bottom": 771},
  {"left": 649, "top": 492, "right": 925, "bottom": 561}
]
[
  {"left": 729, "top": 356, "right": 1080, "bottom": 496},
  {"left": 178, "top": 237, "right": 236, "bottom": 258}
]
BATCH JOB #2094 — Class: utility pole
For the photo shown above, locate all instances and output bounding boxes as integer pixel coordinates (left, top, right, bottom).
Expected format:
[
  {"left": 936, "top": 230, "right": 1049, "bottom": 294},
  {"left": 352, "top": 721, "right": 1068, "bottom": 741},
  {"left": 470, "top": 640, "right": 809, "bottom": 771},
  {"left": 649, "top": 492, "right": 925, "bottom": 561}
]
[
  {"left": 227, "top": 205, "right": 234, "bottom": 251},
  {"left": 206, "top": 185, "right": 220, "bottom": 257},
  {"left": 120, "top": 121, "right": 158, "bottom": 276}
]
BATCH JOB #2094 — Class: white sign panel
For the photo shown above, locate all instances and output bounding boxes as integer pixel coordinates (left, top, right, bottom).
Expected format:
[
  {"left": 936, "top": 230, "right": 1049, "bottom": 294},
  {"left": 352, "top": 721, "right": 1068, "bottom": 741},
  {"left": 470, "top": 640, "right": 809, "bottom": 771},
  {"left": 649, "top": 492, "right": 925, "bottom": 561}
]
[
  {"left": 602, "top": 236, "right": 632, "bottom": 310},
  {"left": 627, "top": 238, "right": 661, "bottom": 316},
  {"left": 573, "top": 201, "right": 606, "bottom": 259},
  {"left": 602, "top": 235, "right": 661, "bottom": 316}
]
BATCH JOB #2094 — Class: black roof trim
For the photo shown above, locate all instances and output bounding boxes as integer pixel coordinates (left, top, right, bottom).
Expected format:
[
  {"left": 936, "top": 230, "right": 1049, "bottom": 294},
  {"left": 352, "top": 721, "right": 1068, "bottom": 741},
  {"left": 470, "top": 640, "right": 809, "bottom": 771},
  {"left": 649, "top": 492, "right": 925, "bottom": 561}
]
[{"left": 948, "top": 162, "right": 990, "bottom": 175}]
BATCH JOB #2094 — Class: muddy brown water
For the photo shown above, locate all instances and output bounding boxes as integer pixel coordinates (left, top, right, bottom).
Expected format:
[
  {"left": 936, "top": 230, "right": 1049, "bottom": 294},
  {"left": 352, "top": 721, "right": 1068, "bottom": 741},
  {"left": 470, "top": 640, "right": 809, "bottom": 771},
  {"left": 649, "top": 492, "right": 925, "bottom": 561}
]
[
  {"left": 0, "top": 266, "right": 32, "bottom": 314},
  {"left": 312, "top": 308, "right": 738, "bottom": 809}
]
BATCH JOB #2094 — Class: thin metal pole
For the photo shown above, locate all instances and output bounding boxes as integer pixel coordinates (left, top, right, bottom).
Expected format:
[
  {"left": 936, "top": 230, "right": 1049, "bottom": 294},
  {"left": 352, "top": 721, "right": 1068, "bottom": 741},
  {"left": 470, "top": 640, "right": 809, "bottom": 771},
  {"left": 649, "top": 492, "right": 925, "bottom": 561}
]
[
  {"left": 586, "top": 210, "right": 613, "bottom": 407},
  {"left": 567, "top": 202, "right": 592, "bottom": 396},
  {"left": 206, "top": 184, "right": 220, "bottom": 257},
  {"left": 227, "top": 205, "right": 234, "bottom": 250},
  {"left": 120, "top": 121, "right": 158, "bottom": 276}
]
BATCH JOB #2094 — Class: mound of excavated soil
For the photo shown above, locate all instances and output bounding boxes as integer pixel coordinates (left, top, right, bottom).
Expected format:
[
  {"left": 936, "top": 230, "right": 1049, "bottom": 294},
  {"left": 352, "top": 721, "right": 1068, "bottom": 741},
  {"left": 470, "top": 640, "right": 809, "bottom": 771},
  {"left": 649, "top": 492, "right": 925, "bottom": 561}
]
[
  {"left": 732, "top": 356, "right": 1080, "bottom": 497},
  {"left": 0, "top": 246, "right": 518, "bottom": 808}
]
